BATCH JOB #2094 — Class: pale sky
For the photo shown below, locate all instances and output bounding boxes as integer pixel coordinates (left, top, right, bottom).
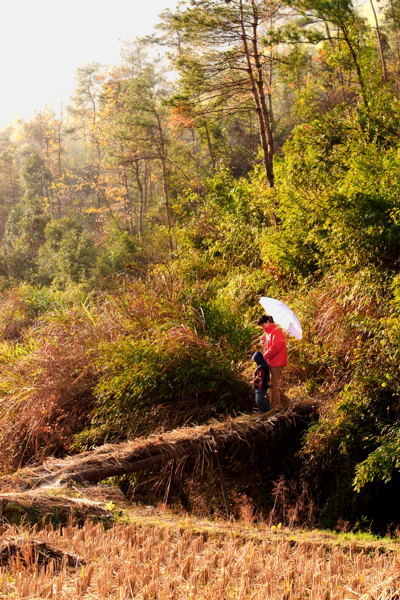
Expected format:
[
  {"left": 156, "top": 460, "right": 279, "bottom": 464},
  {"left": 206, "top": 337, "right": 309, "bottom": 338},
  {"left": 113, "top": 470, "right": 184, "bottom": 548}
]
[{"left": 0, "top": 0, "right": 179, "bottom": 128}]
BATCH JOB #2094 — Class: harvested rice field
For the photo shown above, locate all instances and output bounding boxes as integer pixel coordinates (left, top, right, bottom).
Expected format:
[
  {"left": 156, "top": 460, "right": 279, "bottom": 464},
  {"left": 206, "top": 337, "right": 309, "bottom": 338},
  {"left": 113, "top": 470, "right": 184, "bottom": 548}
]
[{"left": 0, "top": 510, "right": 399, "bottom": 600}]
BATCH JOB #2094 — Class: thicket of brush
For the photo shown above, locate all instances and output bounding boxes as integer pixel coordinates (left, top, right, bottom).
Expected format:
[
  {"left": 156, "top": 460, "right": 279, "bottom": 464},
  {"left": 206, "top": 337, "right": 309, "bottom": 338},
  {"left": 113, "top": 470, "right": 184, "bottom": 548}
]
[
  {"left": 0, "top": 0, "right": 400, "bottom": 531},
  {"left": 0, "top": 282, "right": 254, "bottom": 469},
  {"left": 0, "top": 135, "right": 399, "bottom": 528}
]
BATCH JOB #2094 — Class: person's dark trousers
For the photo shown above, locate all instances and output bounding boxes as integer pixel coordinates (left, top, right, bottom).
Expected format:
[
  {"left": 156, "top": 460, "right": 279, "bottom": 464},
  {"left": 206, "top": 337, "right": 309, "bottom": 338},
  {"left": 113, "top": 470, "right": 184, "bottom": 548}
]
[{"left": 255, "top": 389, "right": 271, "bottom": 413}]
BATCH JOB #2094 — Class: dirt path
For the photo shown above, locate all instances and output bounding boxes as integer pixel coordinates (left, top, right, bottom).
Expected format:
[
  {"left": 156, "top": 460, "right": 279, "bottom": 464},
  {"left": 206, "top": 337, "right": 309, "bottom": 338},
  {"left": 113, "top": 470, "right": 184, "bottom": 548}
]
[{"left": 0, "top": 401, "right": 315, "bottom": 491}]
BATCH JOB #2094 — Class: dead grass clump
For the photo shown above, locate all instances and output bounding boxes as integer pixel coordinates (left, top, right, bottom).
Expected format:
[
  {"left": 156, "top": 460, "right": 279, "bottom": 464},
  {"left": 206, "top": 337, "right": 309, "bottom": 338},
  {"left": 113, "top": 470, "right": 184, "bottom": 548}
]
[
  {"left": 0, "top": 305, "right": 116, "bottom": 470},
  {"left": 0, "top": 283, "right": 186, "bottom": 469},
  {"left": 0, "top": 281, "right": 253, "bottom": 469},
  {"left": 268, "top": 476, "right": 318, "bottom": 528},
  {"left": 0, "top": 519, "right": 398, "bottom": 599},
  {"left": 232, "top": 492, "right": 257, "bottom": 523},
  {"left": 103, "top": 279, "right": 182, "bottom": 335},
  {"left": 308, "top": 270, "right": 384, "bottom": 373},
  {"left": 0, "top": 536, "right": 84, "bottom": 568},
  {"left": 0, "top": 292, "right": 32, "bottom": 340}
]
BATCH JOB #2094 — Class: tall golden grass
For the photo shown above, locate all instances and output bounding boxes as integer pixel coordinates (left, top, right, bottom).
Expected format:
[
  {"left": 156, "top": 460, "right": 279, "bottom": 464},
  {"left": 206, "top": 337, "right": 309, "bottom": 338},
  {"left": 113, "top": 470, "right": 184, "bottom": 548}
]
[
  {"left": 0, "top": 520, "right": 399, "bottom": 599},
  {"left": 0, "top": 283, "right": 170, "bottom": 470}
]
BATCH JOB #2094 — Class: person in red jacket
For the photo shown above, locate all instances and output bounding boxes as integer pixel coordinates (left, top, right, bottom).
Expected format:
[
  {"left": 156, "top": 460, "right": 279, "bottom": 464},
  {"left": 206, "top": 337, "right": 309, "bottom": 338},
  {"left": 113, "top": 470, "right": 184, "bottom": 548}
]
[{"left": 257, "top": 314, "right": 289, "bottom": 410}]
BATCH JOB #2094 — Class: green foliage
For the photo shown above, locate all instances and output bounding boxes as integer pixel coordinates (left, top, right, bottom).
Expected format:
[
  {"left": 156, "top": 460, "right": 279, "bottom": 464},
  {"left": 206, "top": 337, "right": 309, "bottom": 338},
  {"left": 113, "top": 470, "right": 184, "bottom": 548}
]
[
  {"left": 95, "top": 226, "right": 143, "bottom": 279},
  {"left": 354, "top": 427, "right": 400, "bottom": 491},
  {"left": 1, "top": 155, "right": 52, "bottom": 281},
  {"left": 297, "top": 267, "right": 400, "bottom": 524},
  {"left": 187, "top": 267, "right": 283, "bottom": 361},
  {"left": 37, "top": 217, "right": 98, "bottom": 286},
  {"left": 177, "top": 169, "right": 274, "bottom": 270},
  {"left": 351, "top": 307, "right": 400, "bottom": 492},
  {"left": 0, "top": 0, "right": 400, "bottom": 529},
  {"left": 189, "top": 298, "right": 255, "bottom": 362},
  {"left": 259, "top": 114, "right": 400, "bottom": 281},
  {"left": 17, "top": 283, "right": 89, "bottom": 317},
  {"left": 74, "top": 326, "right": 251, "bottom": 448},
  {"left": 22, "top": 153, "right": 52, "bottom": 199},
  {"left": 0, "top": 283, "right": 89, "bottom": 341},
  {"left": 283, "top": 0, "right": 356, "bottom": 20}
]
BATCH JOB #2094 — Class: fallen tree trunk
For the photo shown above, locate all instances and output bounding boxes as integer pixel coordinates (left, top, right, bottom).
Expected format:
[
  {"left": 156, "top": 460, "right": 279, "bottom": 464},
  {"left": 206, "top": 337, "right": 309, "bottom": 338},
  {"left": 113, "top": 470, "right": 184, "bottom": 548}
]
[
  {"left": 0, "top": 536, "right": 84, "bottom": 568},
  {"left": 0, "top": 491, "right": 115, "bottom": 526},
  {"left": 2, "top": 401, "right": 316, "bottom": 490}
]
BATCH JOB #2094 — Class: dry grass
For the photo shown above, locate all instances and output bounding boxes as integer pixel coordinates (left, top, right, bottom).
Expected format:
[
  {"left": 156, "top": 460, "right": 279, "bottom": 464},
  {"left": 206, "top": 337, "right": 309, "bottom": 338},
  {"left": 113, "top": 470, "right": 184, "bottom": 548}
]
[
  {"left": 0, "top": 293, "right": 32, "bottom": 340},
  {"left": 0, "top": 298, "right": 126, "bottom": 470},
  {"left": 4, "top": 402, "right": 314, "bottom": 490},
  {"left": 0, "top": 283, "right": 251, "bottom": 470},
  {"left": 0, "top": 284, "right": 168, "bottom": 471},
  {"left": 307, "top": 272, "right": 383, "bottom": 374},
  {"left": 0, "top": 313, "right": 102, "bottom": 469},
  {"left": 0, "top": 518, "right": 399, "bottom": 600}
]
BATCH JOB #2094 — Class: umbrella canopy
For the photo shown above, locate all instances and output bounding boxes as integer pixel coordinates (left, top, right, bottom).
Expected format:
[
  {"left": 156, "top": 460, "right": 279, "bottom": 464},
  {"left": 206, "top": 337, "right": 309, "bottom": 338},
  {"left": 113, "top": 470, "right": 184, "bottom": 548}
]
[{"left": 259, "top": 297, "right": 302, "bottom": 340}]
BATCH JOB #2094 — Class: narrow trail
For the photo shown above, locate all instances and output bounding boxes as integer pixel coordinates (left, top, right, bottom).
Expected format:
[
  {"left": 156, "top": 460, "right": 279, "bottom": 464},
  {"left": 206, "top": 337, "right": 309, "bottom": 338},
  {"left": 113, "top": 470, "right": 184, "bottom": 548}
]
[
  {"left": 2, "top": 400, "right": 315, "bottom": 491},
  {"left": 0, "top": 401, "right": 316, "bottom": 526}
]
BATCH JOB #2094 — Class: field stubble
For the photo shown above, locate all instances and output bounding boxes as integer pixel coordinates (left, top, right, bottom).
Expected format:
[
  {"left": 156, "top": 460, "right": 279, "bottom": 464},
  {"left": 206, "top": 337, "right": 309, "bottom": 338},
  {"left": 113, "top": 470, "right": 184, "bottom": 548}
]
[{"left": 0, "top": 516, "right": 399, "bottom": 600}]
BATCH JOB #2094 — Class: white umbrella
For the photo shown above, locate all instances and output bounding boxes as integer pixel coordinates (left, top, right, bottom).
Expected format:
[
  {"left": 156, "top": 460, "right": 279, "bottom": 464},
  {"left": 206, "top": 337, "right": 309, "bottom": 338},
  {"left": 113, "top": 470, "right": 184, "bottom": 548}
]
[{"left": 259, "top": 297, "right": 303, "bottom": 340}]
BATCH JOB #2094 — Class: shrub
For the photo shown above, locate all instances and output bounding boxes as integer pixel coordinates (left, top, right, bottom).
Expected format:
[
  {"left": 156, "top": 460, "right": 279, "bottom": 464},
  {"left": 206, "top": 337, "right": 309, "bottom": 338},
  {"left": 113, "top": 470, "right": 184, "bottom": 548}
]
[
  {"left": 0, "top": 284, "right": 90, "bottom": 341},
  {"left": 95, "top": 225, "right": 145, "bottom": 280},
  {"left": 298, "top": 269, "right": 400, "bottom": 527},
  {"left": 74, "top": 325, "right": 252, "bottom": 449},
  {"left": 37, "top": 217, "right": 99, "bottom": 286},
  {"left": 260, "top": 120, "right": 400, "bottom": 282}
]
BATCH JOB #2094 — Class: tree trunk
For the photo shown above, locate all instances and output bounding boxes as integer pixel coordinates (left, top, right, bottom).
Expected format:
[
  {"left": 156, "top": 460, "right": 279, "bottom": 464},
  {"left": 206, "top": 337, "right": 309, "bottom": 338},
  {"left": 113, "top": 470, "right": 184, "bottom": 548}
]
[
  {"left": 369, "top": 0, "right": 388, "bottom": 81},
  {"left": 160, "top": 155, "right": 174, "bottom": 257},
  {"left": 388, "top": 0, "right": 400, "bottom": 92},
  {"left": 239, "top": 0, "right": 274, "bottom": 188},
  {"left": 204, "top": 122, "right": 216, "bottom": 171},
  {"left": 155, "top": 113, "right": 174, "bottom": 256},
  {"left": 267, "top": 33, "right": 276, "bottom": 138},
  {"left": 134, "top": 162, "right": 145, "bottom": 238},
  {"left": 3, "top": 402, "right": 315, "bottom": 490},
  {"left": 57, "top": 104, "right": 63, "bottom": 179},
  {"left": 326, "top": 23, "right": 346, "bottom": 99},
  {"left": 340, "top": 21, "right": 370, "bottom": 116},
  {"left": 250, "top": 1, "right": 275, "bottom": 187},
  {"left": 121, "top": 168, "right": 133, "bottom": 233}
]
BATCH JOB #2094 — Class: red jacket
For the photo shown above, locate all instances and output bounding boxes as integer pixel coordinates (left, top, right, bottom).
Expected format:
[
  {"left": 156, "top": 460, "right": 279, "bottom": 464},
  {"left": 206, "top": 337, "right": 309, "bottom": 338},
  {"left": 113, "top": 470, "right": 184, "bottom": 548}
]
[{"left": 261, "top": 324, "right": 287, "bottom": 367}]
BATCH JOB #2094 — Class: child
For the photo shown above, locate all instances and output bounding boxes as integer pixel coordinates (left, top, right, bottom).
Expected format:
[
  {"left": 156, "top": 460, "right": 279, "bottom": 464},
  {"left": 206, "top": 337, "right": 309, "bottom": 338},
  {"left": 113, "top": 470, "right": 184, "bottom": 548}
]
[{"left": 250, "top": 351, "right": 271, "bottom": 413}]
